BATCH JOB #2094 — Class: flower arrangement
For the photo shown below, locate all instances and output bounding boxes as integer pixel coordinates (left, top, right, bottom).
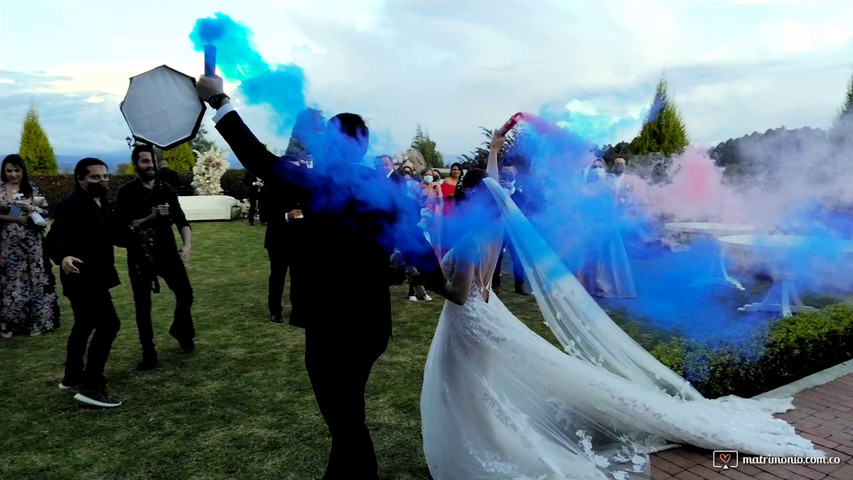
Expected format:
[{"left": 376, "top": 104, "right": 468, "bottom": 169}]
[
  {"left": 235, "top": 198, "right": 250, "bottom": 218},
  {"left": 191, "top": 147, "right": 229, "bottom": 195}
]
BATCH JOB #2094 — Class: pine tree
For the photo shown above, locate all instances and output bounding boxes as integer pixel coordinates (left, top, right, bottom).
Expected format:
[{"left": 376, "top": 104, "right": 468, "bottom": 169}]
[
  {"left": 411, "top": 124, "right": 444, "bottom": 168},
  {"left": 829, "top": 71, "right": 853, "bottom": 143},
  {"left": 838, "top": 72, "right": 853, "bottom": 121},
  {"left": 630, "top": 78, "right": 689, "bottom": 157},
  {"left": 18, "top": 106, "right": 58, "bottom": 175}
]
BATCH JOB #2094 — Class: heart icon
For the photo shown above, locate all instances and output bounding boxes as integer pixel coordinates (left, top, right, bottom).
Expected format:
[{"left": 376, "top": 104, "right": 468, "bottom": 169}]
[{"left": 719, "top": 453, "right": 731, "bottom": 464}]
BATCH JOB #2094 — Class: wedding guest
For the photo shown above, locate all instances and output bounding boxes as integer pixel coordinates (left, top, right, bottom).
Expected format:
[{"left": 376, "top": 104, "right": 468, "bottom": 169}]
[
  {"left": 45, "top": 158, "right": 122, "bottom": 407},
  {"left": 0, "top": 154, "right": 59, "bottom": 337},
  {"left": 440, "top": 162, "right": 462, "bottom": 216},
  {"left": 156, "top": 158, "right": 182, "bottom": 191},
  {"left": 243, "top": 170, "right": 263, "bottom": 226}
]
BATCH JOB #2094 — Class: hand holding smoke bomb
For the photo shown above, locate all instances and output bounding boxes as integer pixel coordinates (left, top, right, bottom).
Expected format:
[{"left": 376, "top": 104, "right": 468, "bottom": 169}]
[{"left": 496, "top": 112, "right": 524, "bottom": 137}]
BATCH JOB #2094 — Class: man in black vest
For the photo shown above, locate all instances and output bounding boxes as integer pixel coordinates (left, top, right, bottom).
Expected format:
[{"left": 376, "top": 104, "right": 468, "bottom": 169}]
[
  {"left": 197, "top": 75, "right": 446, "bottom": 480},
  {"left": 116, "top": 144, "right": 195, "bottom": 372},
  {"left": 46, "top": 158, "right": 123, "bottom": 408}
]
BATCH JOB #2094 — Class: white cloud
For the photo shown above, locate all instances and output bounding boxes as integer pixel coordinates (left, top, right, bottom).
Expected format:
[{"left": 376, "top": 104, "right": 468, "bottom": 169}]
[{"left": 3, "top": 0, "right": 853, "bottom": 157}]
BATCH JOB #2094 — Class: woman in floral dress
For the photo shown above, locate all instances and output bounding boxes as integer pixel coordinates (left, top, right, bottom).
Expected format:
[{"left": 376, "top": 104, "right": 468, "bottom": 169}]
[{"left": 0, "top": 154, "right": 60, "bottom": 337}]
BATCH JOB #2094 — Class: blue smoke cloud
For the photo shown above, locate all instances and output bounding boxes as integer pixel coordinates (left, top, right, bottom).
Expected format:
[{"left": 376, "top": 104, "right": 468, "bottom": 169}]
[
  {"left": 190, "top": 13, "right": 308, "bottom": 135},
  {"left": 497, "top": 103, "right": 851, "bottom": 380},
  {"left": 188, "top": 14, "right": 851, "bottom": 385}
]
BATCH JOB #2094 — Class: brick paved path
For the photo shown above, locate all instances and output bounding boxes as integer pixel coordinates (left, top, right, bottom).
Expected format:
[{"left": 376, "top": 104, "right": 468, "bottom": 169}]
[{"left": 650, "top": 373, "right": 853, "bottom": 480}]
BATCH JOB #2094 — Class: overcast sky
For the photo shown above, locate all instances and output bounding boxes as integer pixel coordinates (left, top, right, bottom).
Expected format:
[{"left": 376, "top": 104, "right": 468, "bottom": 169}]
[{"left": 2, "top": 0, "right": 853, "bottom": 159}]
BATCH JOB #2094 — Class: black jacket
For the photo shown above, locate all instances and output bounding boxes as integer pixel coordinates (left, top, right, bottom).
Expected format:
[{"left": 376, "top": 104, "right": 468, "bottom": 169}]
[
  {"left": 215, "top": 110, "right": 445, "bottom": 329},
  {"left": 45, "top": 190, "right": 122, "bottom": 297},
  {"left": 114, "top": 178, "right": 190, "bottom": 260},
  {"left": 157, "top": 168, "right": 182, "bottom": 191}
]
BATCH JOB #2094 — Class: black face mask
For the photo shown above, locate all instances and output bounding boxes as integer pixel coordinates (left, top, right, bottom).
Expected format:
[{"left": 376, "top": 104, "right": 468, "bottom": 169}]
[
  {"left": 614, "top": 165, "right": 625, "bottom": 175},
  {"left": 86, "top": 182, "right": 108, "bottom": 197}
]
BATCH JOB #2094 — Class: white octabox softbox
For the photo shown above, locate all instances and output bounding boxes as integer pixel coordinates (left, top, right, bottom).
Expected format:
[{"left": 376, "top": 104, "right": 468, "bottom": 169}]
[{"left": 120, "top": 65, "right": 206, "bottom": 150}]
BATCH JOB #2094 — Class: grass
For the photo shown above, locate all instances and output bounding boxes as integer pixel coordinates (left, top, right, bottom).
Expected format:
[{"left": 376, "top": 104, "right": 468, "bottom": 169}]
[
  {"left": 5, "top": 220, "right": 847, "bottom": 479},
  {"left": 0, "top": 220, "right": 555, "bottom": 480}
]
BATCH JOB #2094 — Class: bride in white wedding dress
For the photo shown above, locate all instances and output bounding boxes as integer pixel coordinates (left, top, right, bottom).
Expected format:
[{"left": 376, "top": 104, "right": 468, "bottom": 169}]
[{"left": 420, "top": 134, "right": 824, "bottom": 480}]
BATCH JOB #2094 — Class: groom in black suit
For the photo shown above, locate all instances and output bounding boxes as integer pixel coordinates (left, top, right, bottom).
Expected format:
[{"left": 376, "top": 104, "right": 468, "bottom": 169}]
[{"left": 196, "top": 76, "right": 446, "bottom": 480}]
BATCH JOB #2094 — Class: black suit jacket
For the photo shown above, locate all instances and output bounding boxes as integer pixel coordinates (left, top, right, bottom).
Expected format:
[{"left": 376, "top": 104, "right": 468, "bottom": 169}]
[
  {"left": 45, "top": 190, "right": 121, "bottom": 297},
  {"left": 215, "top": 110, "right": 444, "bottom": 330},
  {"left": 157, "top": 168, "right": 182, "bottom": 191}
]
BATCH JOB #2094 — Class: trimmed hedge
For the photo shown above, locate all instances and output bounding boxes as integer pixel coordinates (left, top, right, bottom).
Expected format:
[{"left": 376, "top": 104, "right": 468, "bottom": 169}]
[
  {"left": 30, "top": 170, "right": 245, "bottom": 212},
  {"left": 642, "top": 302, "right": 853, "bottom": 398}
]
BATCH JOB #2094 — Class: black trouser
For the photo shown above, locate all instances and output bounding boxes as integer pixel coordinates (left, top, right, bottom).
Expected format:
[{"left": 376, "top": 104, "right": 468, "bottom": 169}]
[
  {"left": 493, "top": 235, "right": 525, "bottom": 289},
  {"left": 64, "top": 289, "right": 120, "bottom": 392},
  {"left": 304, "top": 323, "right": 390, "bottom": 480},
  {"left": 128, "top": 252, "right": 194, "bottom": 352},
  {"left": 266, "top": 245, "right": 289, "bottom": 317}
]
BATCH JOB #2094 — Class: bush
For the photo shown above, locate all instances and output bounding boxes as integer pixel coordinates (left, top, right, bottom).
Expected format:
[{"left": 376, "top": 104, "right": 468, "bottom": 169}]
[
  {"left": 221, "top": 169, "right": 249, "bottom": 201},
  {"left": 644, "top": 303, "right": 853, "bottom": 398},
  {"left": 31, "top": 174, "right": 138, "bottom": 212}
]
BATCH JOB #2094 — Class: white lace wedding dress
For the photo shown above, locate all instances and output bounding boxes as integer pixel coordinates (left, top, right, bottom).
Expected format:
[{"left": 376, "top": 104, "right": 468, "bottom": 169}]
[{"left": 420, "top": 179, "right": 823, "bottom": 480}]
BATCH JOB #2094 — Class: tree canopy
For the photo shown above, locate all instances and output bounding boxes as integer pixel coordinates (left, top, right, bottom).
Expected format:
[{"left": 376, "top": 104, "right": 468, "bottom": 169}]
[
  {"left": 630, "top": 78, "right": 689, "bottom": 157},
  {"left": 19, "top": 106, "right": 58, "bottom": 175}
]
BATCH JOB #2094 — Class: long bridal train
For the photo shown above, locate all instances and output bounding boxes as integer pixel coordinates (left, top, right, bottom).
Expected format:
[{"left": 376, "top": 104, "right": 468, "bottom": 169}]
[{"left": 420, "top": 178, "right": 822, "bottom": 480}]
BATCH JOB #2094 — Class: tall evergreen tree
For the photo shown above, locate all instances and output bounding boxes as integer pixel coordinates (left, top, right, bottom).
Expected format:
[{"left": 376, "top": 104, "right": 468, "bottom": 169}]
[
  {"left": 837, "top": 72, "right": 853, "bottom": 121},
  {"left": 18, "top": 106, "right": 58, "bottom": 175},
  {"left": 829, "top": 71, "right": 853, "bottom": 143},
  {"left": 630, "top": 78, "right": 689, "bottom": 157},
  {"left": 411, "top": 124, "right": 444, "bottom": 168}
]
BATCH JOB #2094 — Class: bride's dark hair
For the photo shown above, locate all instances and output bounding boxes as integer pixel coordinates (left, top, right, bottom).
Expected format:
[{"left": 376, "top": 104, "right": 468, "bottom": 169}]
[{"left": 453, "top": 168, "right": 488, "bottom": 201}]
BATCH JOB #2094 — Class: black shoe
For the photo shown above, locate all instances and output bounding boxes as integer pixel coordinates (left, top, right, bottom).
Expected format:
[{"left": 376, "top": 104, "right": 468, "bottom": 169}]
[
  {"left": 136, "top": 351, "right": 159, "bottom": 371},
  {"left": 269, "top": 314, "right": 284, "bottom": 324},
  {"left": 74, "top": 390, "right": 121, "bottom": 408},
  {"left": 177, "top": 338, "right": 195, "bottom": 352},
  {"left": 515, "top": 285, "right": 532, "bottom": 296}
]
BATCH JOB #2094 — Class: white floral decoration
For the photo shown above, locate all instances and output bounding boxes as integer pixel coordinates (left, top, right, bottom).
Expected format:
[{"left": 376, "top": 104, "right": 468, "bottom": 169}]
[{"left": 191, "top": 147, "right": 229, "bottom": 195}]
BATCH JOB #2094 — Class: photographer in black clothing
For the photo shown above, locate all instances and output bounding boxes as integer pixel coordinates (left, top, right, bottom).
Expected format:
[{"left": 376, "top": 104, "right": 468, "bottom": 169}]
[{"left": 116, "top": 144, "right": 195, "bottom": 371}]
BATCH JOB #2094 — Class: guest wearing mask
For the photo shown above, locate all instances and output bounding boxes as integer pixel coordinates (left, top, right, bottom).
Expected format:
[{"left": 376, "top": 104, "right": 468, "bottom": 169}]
[
  {"left": 45, "top": 158, "right": 123, "bottom": 408},
  {"left": 492, "top": 158, "right": 533, "bottom": 295}
]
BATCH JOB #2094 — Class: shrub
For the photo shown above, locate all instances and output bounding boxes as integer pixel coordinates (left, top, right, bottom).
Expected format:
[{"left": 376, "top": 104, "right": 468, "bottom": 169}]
[
  {"left": 220, "top": 169, "right": 248, "bottom": 201},
  {"left": 31, "top": 174, "right": 137, "bottom": 212},
  {"left": 644, "top": 303, "right": 853, "bottom": 398}
]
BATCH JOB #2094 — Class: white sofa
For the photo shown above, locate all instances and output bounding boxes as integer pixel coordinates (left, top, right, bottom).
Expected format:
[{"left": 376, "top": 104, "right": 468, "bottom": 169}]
[{"left": 177, "top": 195, "right": 240, "bottom": 221}]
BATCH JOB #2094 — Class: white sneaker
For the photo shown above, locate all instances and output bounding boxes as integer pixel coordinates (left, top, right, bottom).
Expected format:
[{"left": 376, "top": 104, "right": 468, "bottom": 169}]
[
  {"left": 422, "top": 294, "right": 433, "bottom": 302},
  {"left": 408, "top": 296, "right": 418, "bottom": 302}
]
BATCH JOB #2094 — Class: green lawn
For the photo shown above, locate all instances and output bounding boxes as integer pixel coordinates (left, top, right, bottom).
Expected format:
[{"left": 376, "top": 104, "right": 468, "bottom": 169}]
[{"left": 0, "top": 221, "right": 556, "bottom": 480}]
